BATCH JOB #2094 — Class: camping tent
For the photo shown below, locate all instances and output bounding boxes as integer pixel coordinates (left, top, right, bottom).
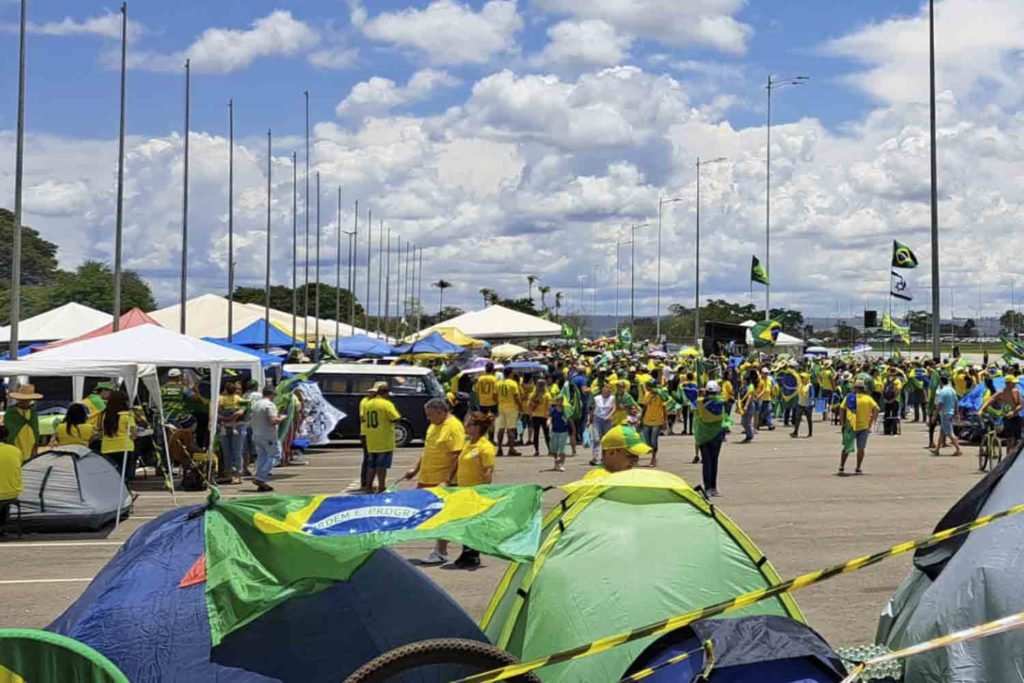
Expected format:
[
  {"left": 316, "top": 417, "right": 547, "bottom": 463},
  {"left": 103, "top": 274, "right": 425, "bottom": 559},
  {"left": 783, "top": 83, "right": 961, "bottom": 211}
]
[
  {"left": 0, "top": 303, "right": 110, "bottom": 344},
  {"left": 49, "top": 505, "right": 489, "bottom": 682},
  {"left": 0, "top": 629, "right": 128, "bottom": 682},
  {"left": 392, "top": 331, "right": 465, "bottom": 356},
  {"left": 40, "top": 308, "right": 161, "bottom": 351},
  {"left": 481, "top": 469, "right": 804, "bottom": 682},
  {"left": 334, "top": 334, "right": 394, "bottom": 358},
  {"left": 18, "top": 446, "right": 131, "bottom": 530},
  {"left": 403, "top": 326, "right": 486, "bottom": 349},
  {"left": 224, "top": 319, "right": 298, "bottom": 348},
  {"left": 877, "top": 445, "right": 1024, "bottom": 682},
  {"left": 416, "top": 305, "right": 561, "bottom": 341},
  {"left": 202, "top": 338, "right": 283, "bottom": 368}
]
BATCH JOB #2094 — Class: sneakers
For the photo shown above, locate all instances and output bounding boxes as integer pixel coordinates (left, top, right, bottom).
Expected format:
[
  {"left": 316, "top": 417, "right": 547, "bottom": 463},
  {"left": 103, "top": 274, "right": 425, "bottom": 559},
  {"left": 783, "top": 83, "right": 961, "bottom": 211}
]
[
  {"left": 423, "top": 550, "right": 448, "bottom": 565},
  {"left": 254, "top": 481, "right": 274, "bottom": 492},
  {"left": 452, "top": 552, "right": 480, "bottom": 568},
  {"left": 555, "top": 464, "right": 566, "bottom": 472},
  {"left": 691, "top": 455, "right": 701, "bottom": 464},
  {"left": 708, "top": 488, "right": 721, "bottom": 497},
  {"left": 589, "top": 457, "right": 600, "bottom": 466}
]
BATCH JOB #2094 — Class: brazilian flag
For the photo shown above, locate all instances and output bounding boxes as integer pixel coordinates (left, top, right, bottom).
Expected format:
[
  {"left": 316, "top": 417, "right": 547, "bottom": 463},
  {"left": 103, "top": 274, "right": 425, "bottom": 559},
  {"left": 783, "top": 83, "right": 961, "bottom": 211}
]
[
  {"left": 561, "top": 323, "right": 576, "bottom": 340},
  {"left": 751, "top": 319, "right": 781, "bottom": 348},
  {"left": 892, "top": 240, "right": 919, "bottom": 269},
  {"left": 751, "top": 255, "right": 769, "bottom": 285},
  {"left": 618, "top": 327, "right": 633, "bottom": 346},
  {"left": 1002, "top": 335, "right": 1024, "bottom": 360}
]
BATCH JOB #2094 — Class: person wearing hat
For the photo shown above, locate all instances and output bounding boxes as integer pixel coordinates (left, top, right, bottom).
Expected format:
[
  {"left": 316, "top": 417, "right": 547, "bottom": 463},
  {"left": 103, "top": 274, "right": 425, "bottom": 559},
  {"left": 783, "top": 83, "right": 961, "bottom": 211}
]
[
  {"left": 598, "top": 424, "right": 651, "bottom": 474},
  {"left": 363, "top": 382, "right": 402, "bottom": 492},
  {"left": 979, "top": 375, "right": 1020, "bottom": 453},
  {"left": 695, "top": 381, "right": 727, "bottom": 496},
  {"left": 83, "top": 381, "right": 115, "bottom": 428},
  {"left": 160, "top": 369, "right": 193, "bottom": 426},
  {"left": 639, "top": 380, "right": 668, "bottom": 468},
  {"left": 790, "top": 372, "right": 816, "bottom": 439},
  {"left": 839, "top": 379, "right": 879, "bottom": 475},
  {"left": 4, "top": 384, "right": 42, "bottom": 462},
  {"left": 355, "top": 383, "right": 379, "bottom": 493}
]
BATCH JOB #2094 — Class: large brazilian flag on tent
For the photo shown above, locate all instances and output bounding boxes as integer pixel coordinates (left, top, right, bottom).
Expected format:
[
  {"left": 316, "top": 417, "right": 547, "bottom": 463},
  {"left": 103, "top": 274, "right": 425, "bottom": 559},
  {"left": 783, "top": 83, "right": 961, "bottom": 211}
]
[
  {"left": 204, "top": 485, "right": 543, "bottom": 645},
  {"left": 751, "top": 319, "right": 781, "bottom": 348}
]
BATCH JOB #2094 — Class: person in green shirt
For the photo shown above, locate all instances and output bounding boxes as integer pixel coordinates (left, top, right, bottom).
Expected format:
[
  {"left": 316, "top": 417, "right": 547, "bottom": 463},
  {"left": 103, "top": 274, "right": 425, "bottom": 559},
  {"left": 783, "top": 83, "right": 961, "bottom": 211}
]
[
  {"left": 83, "top": 381, "right": 114, "bottom": 428},
  {"left": 4, "top": 384, "right": 42, "bottom": 462}
]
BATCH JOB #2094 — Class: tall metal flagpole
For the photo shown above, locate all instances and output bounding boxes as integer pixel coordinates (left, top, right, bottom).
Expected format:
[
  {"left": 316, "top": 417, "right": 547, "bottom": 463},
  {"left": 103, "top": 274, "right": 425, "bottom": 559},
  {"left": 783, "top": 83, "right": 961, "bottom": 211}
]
[
  {"left": 112, "top": 1, "right": 127, "bottom": 330},
  {"left": 375, "top": 211, "right": 382, "bottom": 333},
  {"left": 417, "top": 247, "right": 424, "bottom": 332},
  {"left": 315, "top": 172, "right": 321, "bottom": 346},
  {"left": 354, "top": 199, "right": 361, "bottom": 335},
  {"left": 227, "top": 99, "right": 234, "bottom": 340},
  {"left": 179, "top": 59, "right": 190, "bottom": 334},
  {"left": 929, "top": 0, "right": 942, "bottom": 360},
  {"left": 395, "top": 236, "right": 402, "bottom": 337},
  {"left": 765, "top": 75, "right": 772, "bottom": 322},
  {"left": 384, "top": 230, "right": 392, "bottom": 334},
  {"left": 303, "top": 90, "right": 310, "bottom": 341},
  {"left": 291, "top": 152, "right": 297, "bottom": 340},
  {"left": 335, "top": 186, "right": 341, "bottom": 342},
  {"left": 9, "top": 0, "right": 27, "bottom": 358},
  {"left": 264, "top": 129, "right": 272, "bottom": 353}
]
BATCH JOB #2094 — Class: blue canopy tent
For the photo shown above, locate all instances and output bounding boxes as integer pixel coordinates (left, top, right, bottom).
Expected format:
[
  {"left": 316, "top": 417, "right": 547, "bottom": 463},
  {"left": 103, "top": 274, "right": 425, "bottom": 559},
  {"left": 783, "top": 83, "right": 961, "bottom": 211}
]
[
  {"left": 48, "top": 506, "right": 489, "bottom": 682},
  {"left": 334, "top": 334, "right": 394, "bottom": 358},
  {"left": 202, "top": 338, "right": 282, "bottom": 368},
  {"left": 227, "top": 319, "right": 298, "bottom": 348},
  {"left": 0, "top": 343, "right": 46, "bottom": 360},
  {"left": 392, "top": 332, "right": 464, "bottom": 356}
]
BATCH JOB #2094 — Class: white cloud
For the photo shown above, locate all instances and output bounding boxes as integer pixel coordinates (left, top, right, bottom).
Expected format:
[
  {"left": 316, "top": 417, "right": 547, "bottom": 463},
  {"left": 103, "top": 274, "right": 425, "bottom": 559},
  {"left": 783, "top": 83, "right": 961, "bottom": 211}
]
[
  {"left": 532, "top": 19, "right": 632, "bottom": 69},
  {"left": 534, "top": 0, "right": 752, "bottom": 54},
  {"left": 22, "top": 12, "right": 142, "bottom": 40},
  {"left": 308, "top": 47, "right": 359, "bottom": 70},
  {"left": 359, "top": 0, "right": 522, "bottom": 65},
  {"left": 127, "top": 10, "right": 319, "bottom": 74},
  {"left": 336, "top": 69, "right": 460, "bottom": 118}
]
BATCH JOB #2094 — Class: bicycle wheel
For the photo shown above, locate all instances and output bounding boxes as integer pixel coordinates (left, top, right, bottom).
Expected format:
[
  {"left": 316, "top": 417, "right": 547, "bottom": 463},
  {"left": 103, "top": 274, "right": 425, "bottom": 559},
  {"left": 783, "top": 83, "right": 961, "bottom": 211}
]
[
  {"left": 991, "top": 439, "right": 1004, "bottom": 469},
  {"left": 344, "top": 638, "right": 542, "bottom": 683},
  {"left": 979, "top": 437, "right": 992, "bottom": 472}
]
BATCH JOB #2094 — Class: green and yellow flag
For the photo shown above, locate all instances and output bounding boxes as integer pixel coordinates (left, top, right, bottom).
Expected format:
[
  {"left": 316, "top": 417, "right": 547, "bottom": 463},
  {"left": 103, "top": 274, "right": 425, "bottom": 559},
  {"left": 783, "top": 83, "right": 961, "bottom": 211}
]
[
  {"left": 882, "top": 313, "right": 911, "bottom": 344},
  {"left": 204, "top": 485, "right": 542, "bottom": 645},
  {"left": 750, "top": 256, "right": 769, "bottom": 285},
  {"left": 751, "top": 319, "right": 781, "bottom": 348},
  {"left": 1002, "top": 335, "right": 1024, "bottom": 360},
  {"left": 892, "top": 240, "right": 919, "bottom": 269}
]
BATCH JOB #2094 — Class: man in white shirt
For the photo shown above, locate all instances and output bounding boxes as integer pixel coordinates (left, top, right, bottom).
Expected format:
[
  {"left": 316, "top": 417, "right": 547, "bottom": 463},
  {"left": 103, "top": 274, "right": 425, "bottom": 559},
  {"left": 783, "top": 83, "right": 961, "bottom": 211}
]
[
  {"left": 250, "top": 387, "right": 285, "bottom": 492},
  {"left": 588, "top": 384, "right": 616, "bottom": 466}
]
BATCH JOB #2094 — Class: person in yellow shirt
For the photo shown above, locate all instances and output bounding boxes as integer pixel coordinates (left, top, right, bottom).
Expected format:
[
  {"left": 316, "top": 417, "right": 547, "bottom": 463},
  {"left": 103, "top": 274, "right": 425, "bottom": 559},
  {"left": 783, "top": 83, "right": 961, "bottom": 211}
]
[
  {"left": 526, "top": 379, "right": 551, "bottom": 456},
  {"left": 840, "top": 379, "right": 879, "bottom": 475},
  {"left": 450, "top": 412, "right": 498, "bottom": 568},
  {"left": 4, "top": 384, "right": 42, "bottom": 462},
  {"left": 356, "top": 385, "right": 377, "bottom": 493},
  {"left": 50, "top": 404, "right": 96, "bottom": 448},
  {"left": 363, "top": 382, "right": 402, "bottom": 492},
  {"left": 639, "top": 382, "right": 667, "bottom": 467},
  {"left": 0, "top": 426, "right": 23, "bottom": 529},
  {"left": 403, "top": 398, "right": 466, "bottom": 564},
  {"left": 217, "top": 383, "right": 245, "bottom": 484},
  {"left": 100, "top": 390, "right": 137, "bottom": 483},
  {"left": 495, "top": 371, "right": 522, "bottom": 457},
  {"left": 474, "top": 364, "right": 499, "bottom": 414}
]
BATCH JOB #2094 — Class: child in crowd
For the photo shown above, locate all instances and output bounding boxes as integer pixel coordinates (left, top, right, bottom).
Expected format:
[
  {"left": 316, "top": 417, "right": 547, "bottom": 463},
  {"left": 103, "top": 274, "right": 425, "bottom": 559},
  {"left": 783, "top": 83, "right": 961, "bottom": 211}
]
[{"left": 549, "top": 397, "right": 570, "bottom": 472}]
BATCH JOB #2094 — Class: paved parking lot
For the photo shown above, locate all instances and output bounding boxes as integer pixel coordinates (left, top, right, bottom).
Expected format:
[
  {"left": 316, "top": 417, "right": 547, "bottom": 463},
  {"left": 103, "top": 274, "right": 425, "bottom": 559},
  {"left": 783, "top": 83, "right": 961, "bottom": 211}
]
[{"left": 0, "top": 419, "right": 981, "bottom": 649}]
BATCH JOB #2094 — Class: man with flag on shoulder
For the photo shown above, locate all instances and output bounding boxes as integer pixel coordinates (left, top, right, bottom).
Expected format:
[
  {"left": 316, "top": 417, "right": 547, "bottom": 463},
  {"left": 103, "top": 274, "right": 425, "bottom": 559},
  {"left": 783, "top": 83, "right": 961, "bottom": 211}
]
[{"left": 695, "top": 381, "right": 727, "bottom": 497}]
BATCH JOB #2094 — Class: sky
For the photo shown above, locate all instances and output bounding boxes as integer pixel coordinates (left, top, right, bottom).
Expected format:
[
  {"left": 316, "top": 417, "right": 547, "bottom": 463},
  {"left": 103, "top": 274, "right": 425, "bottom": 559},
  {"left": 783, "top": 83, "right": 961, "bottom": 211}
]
[{"left": 1, "top": 0, "right": 1023, "bottom": 324}]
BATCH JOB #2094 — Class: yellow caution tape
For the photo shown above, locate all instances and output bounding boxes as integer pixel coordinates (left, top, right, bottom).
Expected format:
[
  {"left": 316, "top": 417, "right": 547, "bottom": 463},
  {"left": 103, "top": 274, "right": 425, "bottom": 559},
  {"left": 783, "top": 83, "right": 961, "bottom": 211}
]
[
  {"left": 457, "top": 501, "right": 1024, "bottom": 683},
  {"left": 619, "top": 640, "right": 713, "bottom": 682},
  {"left": 840, "top": 610, "right": 1024, "bottom": 683}
]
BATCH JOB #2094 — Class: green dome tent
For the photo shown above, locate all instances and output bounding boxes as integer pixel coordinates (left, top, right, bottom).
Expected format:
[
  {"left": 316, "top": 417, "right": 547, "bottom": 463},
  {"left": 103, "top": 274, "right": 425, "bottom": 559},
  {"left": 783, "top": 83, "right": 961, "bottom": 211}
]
[
  {"left": 480, "top": 469, "right": 804, "bottom": 682},
  {"left": 0, "top": 629, "right": 127, "bottom": 682}
]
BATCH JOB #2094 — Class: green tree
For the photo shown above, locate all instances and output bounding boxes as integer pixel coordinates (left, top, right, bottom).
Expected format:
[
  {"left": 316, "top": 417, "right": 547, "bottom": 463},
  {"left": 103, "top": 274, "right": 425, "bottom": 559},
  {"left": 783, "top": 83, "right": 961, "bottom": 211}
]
[
  {"left": 232, "top": 284, "right": 364, "bottom": 322},
  {"left": 0, "top": 208, "right": 60, "bottom": 286},
  {"left": 51, "top": 261, "right": 156, "bottom": 314},
  {"left": 768, "top": 308, "right": 805, "bottom": 334},
  {"left": 700, "top": 299, "right": 759, "bottom": 324},
  {"left": 834, "top": 322, "right": 861, "bottom": 345},
  {"left": 999, "top": 309, "right": 1024, "bottom": 335},
  {"left": 907, "top": 310, "right": 932, "bottom": 335},
  {"left": 497, "top": 297, "right": 540, "bottom": 316}
]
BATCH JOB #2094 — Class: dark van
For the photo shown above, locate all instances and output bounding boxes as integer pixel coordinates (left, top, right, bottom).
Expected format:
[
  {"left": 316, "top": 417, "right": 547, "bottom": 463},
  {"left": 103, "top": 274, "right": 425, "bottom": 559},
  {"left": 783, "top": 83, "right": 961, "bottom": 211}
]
[{"left": 284, "top": 363, "right": 444, "bottom": 447}]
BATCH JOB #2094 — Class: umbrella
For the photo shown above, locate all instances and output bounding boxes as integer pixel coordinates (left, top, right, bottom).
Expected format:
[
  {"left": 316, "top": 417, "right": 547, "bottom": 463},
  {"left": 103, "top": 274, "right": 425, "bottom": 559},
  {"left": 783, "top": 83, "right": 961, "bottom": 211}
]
[{"left": 491, "top": 343, "right": 529, "bottom": 360}]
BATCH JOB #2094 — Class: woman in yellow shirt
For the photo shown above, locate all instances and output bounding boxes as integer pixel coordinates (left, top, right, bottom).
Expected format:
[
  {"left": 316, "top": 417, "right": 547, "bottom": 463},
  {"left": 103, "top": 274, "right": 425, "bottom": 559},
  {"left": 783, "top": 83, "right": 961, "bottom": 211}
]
[
  {"left": 451, "top": 412, "right": 497, "bottom": 568},
  {"left": 100, "top": 391, "right": 137, "bottom": 483},
  {"left": 526, "top": 380, "right": 551, "bottom": 456},
  {"left": 51, "top": 404, "right": 96, "bottom": 448}
]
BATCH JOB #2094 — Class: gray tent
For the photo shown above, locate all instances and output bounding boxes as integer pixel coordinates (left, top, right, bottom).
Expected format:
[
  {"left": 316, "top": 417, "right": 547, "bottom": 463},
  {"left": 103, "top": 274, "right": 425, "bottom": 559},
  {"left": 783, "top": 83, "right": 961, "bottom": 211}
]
[
  {"left": 877, "top": 446, "right": 1024, "bottom": 681},
  {"left": 18, "top": 446, "right": 131, "bottom": 530}
]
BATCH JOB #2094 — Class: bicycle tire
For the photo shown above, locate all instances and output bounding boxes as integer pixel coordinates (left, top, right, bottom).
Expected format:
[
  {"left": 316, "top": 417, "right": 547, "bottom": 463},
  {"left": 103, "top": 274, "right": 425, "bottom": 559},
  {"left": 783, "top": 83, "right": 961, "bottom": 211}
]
[
  {"left": 979, "top": 438, "right": 991, "bottom": 472},
  {"left": 344, "top": 638, "right": 542, "bottom": 683},
  {"left": 992, "top": 439, "right": 1004, "bottom": 469}
]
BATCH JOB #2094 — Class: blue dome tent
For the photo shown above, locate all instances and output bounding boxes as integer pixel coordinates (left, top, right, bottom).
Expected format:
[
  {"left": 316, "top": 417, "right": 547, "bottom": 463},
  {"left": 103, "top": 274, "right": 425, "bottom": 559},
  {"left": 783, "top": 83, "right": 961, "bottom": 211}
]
[
  {"left": 227, "top": 319, "right": 299, "bottom": 348},
  {"left": 334, "top": 334, "right": 394, "bottom": 358},
  {"left": 392, "top": 332, "right": 464, "bottom": 356},
  {"left": 48, "top": 506, "right": 487, "bottom": 682},
  {"left": 202, "top": 337, "right": 283, "bottom": 368}
]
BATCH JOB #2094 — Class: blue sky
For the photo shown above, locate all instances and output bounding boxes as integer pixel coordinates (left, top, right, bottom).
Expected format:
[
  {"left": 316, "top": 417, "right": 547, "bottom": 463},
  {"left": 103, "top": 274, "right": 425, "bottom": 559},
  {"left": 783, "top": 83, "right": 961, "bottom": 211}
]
[{"left": 1, "top": 0, "right": 1023, "bottom": 322}]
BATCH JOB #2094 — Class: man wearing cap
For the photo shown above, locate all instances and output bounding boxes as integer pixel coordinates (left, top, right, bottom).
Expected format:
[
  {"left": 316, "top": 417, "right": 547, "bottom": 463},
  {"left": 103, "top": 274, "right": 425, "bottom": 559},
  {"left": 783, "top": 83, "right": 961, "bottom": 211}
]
[
  {"left": 639, "top": 381, "right": 668, "bottom": 467},
  {"left": 598, "top": 424, "right": 651, "bottom": 474},
  {"left": 161, "top": 369, "right": 193, "bottom": 426},
  {"left": 4, "top": 384, "right": 41, "bottom": 462},
  {"left": 355, "top": 384, "right": 378, "bottom": 493},
  {"left": 83, "top": 382, "right": 114, "bottom": 428},
  {"left": 695, "top": 381, "right": 727, "bottom": 496},
  {"left": 363, "top": 382, "right": 402, "bottom": 492},
  {"left": 839, "top": 379, "right": 879, "bottom": 475}
]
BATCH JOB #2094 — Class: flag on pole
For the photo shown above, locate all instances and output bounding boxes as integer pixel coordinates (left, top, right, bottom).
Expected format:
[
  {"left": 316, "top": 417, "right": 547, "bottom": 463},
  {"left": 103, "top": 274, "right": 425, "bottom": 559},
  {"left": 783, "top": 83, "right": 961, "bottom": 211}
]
[
  {"left": 750, "top": 319, "right": 781, "bottom": 348},
  {"left": 892, "top": 240, "right": 919, "bottom": 268},
  {"left": 204, "top": 485, "right": 543, "bottom": 645},
  {"left": 1002, "top": 335, "right": 1024, "bottom": 360},
  {"left": 561, "top": 323, "right": 576, "bottom": 339},
  {"left": 890, "top": 270, "right": 913, "bottom": 302},
  {"left": 618, "top": 327, "right": 632, "bottom": 346},
  {"left": 882, "top": 313, "right": 911, "bottom": 344},
  {"left": 750, "top": 256, "right": 769, "bottom": 285}
]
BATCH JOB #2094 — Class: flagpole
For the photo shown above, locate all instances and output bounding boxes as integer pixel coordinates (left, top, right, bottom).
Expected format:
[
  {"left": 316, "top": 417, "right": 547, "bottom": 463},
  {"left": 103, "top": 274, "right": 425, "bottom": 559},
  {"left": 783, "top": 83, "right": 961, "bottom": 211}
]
[
  {"left": 353, "top": 199, "right": 359, "bottom": 336},
  {"left": 395, "top": 235, "right": 402, "bottom": 339},
  {"left": 227, "top": 99, "right": 234, "bottom": 341},
  {"left": 374, "top": 210, "right": 382, "bottom": 334},
  {"left": 384, "top": 230, "right": 392, "bottom": 334},
  {"left": 335, "top": 186, "right": 342, "bottom": 343},
  {"left": 417, "top": 247, "right": 424, "bottom": 333},
  {"left": 264, "top": 129, "right": 272, "bottom": 354},
  {"left": 315, "top": 171, "right": 321, "bottom": 348},
  {"left": 928, "top": 0, "right": 942, "bottom": 361},
  {"left": 179, "top": 59, "right": 190, "bottom": 334},
  {"left": 303, "top": 90, "right": 310, "bottom": 342},
  {"left": 112, "top": 1, "right": 127, "bottom": 330},
  {"left": 9, "top": 0, "right": 27, "bottom": 359},
  {"left": 291, "top": 152, "right": 297, "bottom": 341}
]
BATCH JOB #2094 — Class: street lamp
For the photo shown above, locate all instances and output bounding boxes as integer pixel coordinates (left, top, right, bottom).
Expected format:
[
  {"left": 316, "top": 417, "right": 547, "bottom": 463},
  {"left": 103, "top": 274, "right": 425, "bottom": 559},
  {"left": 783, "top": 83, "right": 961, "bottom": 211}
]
[
  {"left": 695, "top": 156, "right": 727, "bottom": 348},
  {"left": 765, "top": 74, "right": 809, "bottom": 320},
  {"left": 630, "top": 222, "right": 650, "bottom": 332},
  {"left": 657, "top": 197, "right": 682, "bottom": 340},
  {"left": 615, "top": 231, "right": 630, "bottom": 335}
]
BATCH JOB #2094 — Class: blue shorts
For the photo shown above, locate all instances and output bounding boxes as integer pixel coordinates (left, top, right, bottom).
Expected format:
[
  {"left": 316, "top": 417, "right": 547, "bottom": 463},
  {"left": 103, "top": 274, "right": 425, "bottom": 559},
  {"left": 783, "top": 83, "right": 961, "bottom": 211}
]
[
  {"left": 939, "top": 413, "right": 954, "bottom": 436},
  {"left": 368, "top": 451, "right": 393, "bottom": 469},
  {"left": 855, "top": 430, "right": 870, "bottom": 450}
]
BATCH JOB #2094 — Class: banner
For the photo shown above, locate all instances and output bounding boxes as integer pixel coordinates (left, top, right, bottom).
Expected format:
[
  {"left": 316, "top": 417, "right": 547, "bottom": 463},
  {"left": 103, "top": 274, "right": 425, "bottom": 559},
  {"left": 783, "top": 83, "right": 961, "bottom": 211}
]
[
  {"left": 890, "top": 270, "right": 912, "bottom": 302},
  {"left": 205, "top": 485, "right": 543, "bottom": 645}
]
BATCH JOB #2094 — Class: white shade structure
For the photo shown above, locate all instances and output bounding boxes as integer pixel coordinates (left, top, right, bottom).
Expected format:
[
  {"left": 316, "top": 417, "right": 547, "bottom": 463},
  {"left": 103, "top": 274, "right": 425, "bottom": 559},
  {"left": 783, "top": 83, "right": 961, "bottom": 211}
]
[
  {"left": 0, "top": 302, "right": 110, "bottom": 343},
  {"left": 418, "top": 305, "right": 561, "bottom": 341}
]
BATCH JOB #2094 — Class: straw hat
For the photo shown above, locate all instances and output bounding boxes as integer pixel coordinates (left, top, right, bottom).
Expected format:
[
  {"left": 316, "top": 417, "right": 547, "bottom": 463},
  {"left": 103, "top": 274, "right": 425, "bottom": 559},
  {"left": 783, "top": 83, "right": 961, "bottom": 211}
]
[{"left": 9, "top": 384, "right": 43, "bottom": 401}]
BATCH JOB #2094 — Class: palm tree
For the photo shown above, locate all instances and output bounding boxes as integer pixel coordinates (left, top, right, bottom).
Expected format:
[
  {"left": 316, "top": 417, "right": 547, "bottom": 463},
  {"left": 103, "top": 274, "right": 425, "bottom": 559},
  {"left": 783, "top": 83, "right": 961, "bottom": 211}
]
[
  {"left": 538, "top": 285, "right": 551, "bottom": 311},
  {"left": 479, "top": 287, "right": 497, "bottom": 308},
  {"left": 527, "top": 275, "right": 539, "bottom": 303},
  {"left": 433, "top": 279, "right": 453, "bottom": 314},
  {"left": 555, "top": 291, "right": 563, "bottom": 320}
]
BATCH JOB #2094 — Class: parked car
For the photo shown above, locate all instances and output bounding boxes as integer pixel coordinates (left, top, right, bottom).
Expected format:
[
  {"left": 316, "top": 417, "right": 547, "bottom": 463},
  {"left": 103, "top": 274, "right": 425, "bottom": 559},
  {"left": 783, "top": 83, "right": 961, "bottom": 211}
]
[{"left": 283, "top": 363, "right": 445, "bottom": 447}]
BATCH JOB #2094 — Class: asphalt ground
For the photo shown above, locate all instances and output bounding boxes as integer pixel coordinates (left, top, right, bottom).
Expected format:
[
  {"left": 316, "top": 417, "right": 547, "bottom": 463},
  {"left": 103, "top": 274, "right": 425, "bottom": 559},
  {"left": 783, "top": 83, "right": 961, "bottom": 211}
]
[{"left": 0, "top": 417, "right": 983, "bottom": 650}]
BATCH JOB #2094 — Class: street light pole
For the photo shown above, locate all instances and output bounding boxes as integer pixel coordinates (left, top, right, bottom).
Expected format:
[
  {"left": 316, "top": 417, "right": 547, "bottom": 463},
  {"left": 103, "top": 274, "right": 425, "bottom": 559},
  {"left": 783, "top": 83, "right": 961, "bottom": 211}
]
[
  {"left": 264, "top": 129, "right": 272, "bottom": 353},
  {"left": 695, "top": 157, "right": 726, "bottom": 348},
  {"left": 9, "top": 0, "right": 27, "bottom": 358},
  {"left": 179, "top": 59, "right": 190, "bottom": 334},
  {"left": 227, "top": 99, "right": 234, "bottom": 341},
  {"left": 765, "top": 74, "right": 808, "bottom": 321},
  {"left": 112, "top": 1, "right": 127, "bottom": 330},
  {"left": 657, "top": 197, "right": 681, "bottom": 341},
  {"left": 928, "top": 0, "right": 942, "bottom": 360}
]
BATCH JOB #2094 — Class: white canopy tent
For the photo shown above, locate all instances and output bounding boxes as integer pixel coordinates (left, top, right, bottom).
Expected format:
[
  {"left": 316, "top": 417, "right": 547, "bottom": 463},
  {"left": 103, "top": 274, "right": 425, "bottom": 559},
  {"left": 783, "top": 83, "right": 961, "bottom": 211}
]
[
  {"left": 417, "top": 305, "right": 562, "bottom": 341},
  {"left": 0, "top": 303, "right": 110, "bottom": 343},
  {"left": 740, "top": 320, "right": 804, "bottom": 351}
]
